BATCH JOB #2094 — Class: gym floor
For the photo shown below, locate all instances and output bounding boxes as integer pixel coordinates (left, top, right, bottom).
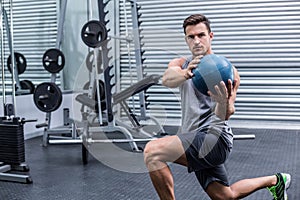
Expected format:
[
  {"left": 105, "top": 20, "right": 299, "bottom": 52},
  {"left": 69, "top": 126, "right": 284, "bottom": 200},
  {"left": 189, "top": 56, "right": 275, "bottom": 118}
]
[{"left": 0, "top": 127, "right": 299, "bottom": 200}]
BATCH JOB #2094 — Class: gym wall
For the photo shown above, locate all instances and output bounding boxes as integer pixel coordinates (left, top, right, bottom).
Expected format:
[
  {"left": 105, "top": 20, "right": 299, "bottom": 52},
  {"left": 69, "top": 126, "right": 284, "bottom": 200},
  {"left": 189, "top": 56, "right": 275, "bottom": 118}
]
[
  {"left": 60, "top": 0, "right": 90, "bottom": 91},
  {"left": 62, "top": 0, "right": 117, "bottom": 91},
  {"left": 1, "top": 1, "right": 298, "bottom": 139},
  {"left": 1, "top": 0, "right": 299, "bottom": 137},
  {"left": 10, "top": 0, "right": 295, "bottom": 133},
  {"left": 0, "top": 0, "right": 59, "bottom": 92},
  {"left": 117, "top": 0, "right": 300, "bottom": 128}
]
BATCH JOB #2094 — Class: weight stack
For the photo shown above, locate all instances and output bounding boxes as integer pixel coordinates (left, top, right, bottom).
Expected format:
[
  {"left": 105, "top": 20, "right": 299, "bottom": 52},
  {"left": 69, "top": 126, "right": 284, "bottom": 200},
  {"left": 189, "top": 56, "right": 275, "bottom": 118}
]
[{"left": 0, "top": 117, "right": 25, "bottom": 165}]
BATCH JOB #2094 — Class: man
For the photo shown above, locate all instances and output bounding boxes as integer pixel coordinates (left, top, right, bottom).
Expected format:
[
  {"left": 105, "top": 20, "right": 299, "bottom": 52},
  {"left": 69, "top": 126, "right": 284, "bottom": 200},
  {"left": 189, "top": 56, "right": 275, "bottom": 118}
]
[{"left": 143, "top": 14, "right": 291, "bottom": 200}]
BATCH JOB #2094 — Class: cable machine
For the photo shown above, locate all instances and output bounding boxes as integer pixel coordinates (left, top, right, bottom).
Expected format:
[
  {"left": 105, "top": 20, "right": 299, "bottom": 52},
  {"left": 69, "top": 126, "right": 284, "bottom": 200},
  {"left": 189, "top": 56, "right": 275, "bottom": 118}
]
[
  {"left": 0, "top": 0, "right": 33, "bottom": 184},
  {"left": 34, "top": 0, "right": 80, "bottom": 146},
  {"left": 76, "top": 0, "right": 166, "bottom": 164}
]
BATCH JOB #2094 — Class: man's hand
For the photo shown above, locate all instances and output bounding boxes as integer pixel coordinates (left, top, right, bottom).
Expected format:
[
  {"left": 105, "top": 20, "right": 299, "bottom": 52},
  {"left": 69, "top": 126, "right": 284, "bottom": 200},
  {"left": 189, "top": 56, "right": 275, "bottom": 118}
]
[
  {"left": 183, "top": 55, "right": 202, "bottom": 79},
  {"left": 208, "top": 79, "right": 237, "bottom": 120}
]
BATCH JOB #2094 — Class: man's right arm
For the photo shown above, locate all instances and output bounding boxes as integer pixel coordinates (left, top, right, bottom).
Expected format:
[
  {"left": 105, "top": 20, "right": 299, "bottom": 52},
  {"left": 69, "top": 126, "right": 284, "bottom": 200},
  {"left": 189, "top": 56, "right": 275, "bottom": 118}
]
[
  {"left": 162, "top": 57, "right": 196, "bottom": 88},
  {"left": 162, "top": 55, "right": 203, "bottom": 88}
]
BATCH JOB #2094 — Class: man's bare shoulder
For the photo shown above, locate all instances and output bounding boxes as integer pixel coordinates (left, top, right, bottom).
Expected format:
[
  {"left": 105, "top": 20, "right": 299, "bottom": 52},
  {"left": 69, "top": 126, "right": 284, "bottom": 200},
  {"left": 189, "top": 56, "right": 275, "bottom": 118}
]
[{"left": 168, "top": 57, "right": 187, "bottom": 68}]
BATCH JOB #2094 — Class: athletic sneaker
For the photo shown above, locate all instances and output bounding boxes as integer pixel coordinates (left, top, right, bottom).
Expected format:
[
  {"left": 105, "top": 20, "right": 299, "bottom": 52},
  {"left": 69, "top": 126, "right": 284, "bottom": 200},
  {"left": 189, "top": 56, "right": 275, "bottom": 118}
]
[{"left": 267, "top": 173, "right": 291, "bottom": 200}]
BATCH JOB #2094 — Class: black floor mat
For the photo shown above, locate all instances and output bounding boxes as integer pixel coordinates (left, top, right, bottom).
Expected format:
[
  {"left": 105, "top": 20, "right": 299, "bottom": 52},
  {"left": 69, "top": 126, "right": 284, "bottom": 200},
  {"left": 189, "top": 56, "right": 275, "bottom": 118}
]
[{"left": 0, "top": 128, "right": 298, "bottom": 200}]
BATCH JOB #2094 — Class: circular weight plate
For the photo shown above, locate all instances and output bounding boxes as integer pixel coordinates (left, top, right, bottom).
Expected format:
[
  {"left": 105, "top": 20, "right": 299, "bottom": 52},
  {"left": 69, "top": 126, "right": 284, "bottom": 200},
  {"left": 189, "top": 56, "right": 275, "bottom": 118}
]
[
  {"left": 7, "top": 52, "right": 27, "bottom": 75},
  {"left": 42, "top": 48, "right": 65, "bottom": 73},
  {"left": 94, "top": 80, "right": 106, "bottom": 113},
  {"left": 33, "top": 82, "right": 62, "bottom": 112},
  {"left": 81, "top": 20, "right": 108, "bottom": 48},
  {"left": 85, "top": 51, "right": 94, "bottom": 72},
  {"left": 85, "top": 50, "right": 103, "bottom": 73},
  {"left": 83, "top": 80, "right": 105, "bottom": 100},
  {"left": 95, "top": 80, "right": 106, "bottom": 101},
  {"left": 19, "top": 80, "right": 35, "bottom": 94},
  {"left": 82, "top": 80, "right": 106, "bottom": 113}
]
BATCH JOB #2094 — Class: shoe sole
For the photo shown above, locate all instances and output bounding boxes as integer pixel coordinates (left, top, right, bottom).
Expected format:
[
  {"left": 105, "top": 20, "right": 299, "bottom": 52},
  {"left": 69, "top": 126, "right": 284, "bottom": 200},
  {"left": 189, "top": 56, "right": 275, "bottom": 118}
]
[{"left": 284, "top": 173, "right": 291, "bottom": 200}]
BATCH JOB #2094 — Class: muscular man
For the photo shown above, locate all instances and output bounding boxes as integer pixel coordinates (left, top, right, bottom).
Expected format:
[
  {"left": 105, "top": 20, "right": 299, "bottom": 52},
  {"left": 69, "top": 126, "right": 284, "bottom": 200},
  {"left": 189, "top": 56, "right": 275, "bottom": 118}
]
[{"left": 143, "top": 14, "right": 291, "bottom": 200}]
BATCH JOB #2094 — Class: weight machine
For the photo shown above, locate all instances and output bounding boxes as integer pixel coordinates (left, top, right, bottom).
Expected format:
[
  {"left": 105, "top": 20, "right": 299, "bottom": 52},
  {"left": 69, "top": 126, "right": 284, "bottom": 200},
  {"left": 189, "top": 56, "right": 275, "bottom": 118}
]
[
  {"left": 1, "top": 5, "right": 34, "bottom": 96},
  {"left": 0, "top": 0, "right": 32, "bottom": 184},
  {"left": 76, "top": 0, "right": 166, "bottom": 164},
  {"left": 34, "top": 0, "right": 80, "bottom": 146}
]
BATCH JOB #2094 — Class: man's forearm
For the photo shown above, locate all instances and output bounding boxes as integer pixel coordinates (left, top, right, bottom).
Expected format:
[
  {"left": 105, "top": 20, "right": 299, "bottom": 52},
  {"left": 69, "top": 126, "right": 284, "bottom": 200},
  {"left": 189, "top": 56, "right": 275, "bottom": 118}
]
[
  {"left": 162, "top": 67, "right": 188, "bottom": 88},
  {"left": 214, "top": 102, "right": 235, "bottom": 121}
]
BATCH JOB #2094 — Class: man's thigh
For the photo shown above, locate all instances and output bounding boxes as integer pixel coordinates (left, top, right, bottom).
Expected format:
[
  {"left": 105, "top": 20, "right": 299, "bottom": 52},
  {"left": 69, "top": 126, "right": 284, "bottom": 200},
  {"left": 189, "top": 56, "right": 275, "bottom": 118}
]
[{"left": 146, "top": 135, "right": 188, "bottom": 165}]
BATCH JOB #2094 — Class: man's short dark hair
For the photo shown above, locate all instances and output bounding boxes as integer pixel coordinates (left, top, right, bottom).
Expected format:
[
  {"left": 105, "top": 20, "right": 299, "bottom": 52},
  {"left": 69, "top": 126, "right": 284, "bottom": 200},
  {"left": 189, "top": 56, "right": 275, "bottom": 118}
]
[{"left": 183, "top": 14, "right": 211, "bottom": 35}]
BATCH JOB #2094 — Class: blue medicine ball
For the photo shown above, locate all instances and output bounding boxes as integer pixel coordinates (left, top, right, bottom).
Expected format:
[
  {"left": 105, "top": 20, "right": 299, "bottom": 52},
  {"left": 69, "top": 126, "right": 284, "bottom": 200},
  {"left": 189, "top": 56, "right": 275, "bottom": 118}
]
[{"left": 192, "top": 54, "right": 234, "bottom": 95}]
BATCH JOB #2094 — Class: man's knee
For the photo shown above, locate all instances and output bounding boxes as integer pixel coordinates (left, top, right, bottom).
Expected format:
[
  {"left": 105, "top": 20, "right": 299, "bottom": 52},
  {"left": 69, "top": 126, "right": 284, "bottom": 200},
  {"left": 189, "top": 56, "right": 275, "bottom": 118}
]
[
  {"left": 144, "top": 140, "right": 159, "bottom": 164},
  {"left": 144, "top": 136, "right": 186, "bottom": 170},
  {"left": 207, "top": 191, "right": 235, "bottom": 200},
  {"left": 206, "top": 182, "right": 235, "bottom": 200},
  {"left": 143, "top": 140, "right": 167, "bottom": 171}
]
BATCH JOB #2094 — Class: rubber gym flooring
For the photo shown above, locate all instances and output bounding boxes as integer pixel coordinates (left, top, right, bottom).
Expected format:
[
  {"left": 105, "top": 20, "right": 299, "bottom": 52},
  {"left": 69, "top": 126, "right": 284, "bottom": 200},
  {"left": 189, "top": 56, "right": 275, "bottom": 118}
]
[{"left": 0, "top": 127, "right": 299, "bottom": 200}]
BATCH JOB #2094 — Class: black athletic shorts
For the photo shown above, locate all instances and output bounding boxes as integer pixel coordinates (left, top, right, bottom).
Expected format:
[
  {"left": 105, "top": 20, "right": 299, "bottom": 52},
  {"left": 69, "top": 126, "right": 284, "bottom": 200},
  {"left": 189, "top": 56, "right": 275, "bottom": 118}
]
[{"left": 177, "top": 125, "right": 233, "bottom": 190}]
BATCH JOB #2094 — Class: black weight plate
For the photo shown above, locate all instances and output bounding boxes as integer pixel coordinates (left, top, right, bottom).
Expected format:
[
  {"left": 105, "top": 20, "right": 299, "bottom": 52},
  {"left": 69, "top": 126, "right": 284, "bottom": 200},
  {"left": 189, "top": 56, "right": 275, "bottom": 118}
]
[
  {"left": 85, "top": 50, "right": 103, "bottom": 72},
  {"left": 42, "top": 48, "right": 65, "bottom": 73},
  {"left": 19, "top": 80, "right": 35, "bottom": 94},
  {"left": 82, "top": 80, "right": 106, "bottom": 113},
  {"left": 81, "top": 20, "right": 108, "bottom": 48},
  {"left": 7, "top": 52, "right": 27, "bottom": 75},
  {"left": 94, "top": 80, "right": 106, "bottom": 113},
  {"left": 95, "top": 80, "right": 106, "bottom": 101},
  {"left": 33, "top": 82, "right": 62, "bottom": 112},
  {"left": 85, "top": 51, "right": 94, "bottom": 72},
  {"left": 83, "top": 80, "right": 105, "bottom": 100}
]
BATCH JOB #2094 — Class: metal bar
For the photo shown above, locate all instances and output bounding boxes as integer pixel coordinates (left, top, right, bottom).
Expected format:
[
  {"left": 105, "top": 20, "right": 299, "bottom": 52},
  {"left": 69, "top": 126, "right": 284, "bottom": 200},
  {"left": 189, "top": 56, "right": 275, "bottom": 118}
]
[
  {"left": 46, "top": 0, "right": 68, "bottom": 139},
  {"left": 84, "top": 124, "right": 141, "bottom": 151},
  {"left": 3, "top": 6, "right": 18, "bottom": 112},
  {"left": 120, "top": 100, "right": 140, "bottom": 127},
  {"left": 45, "top": 128, "right": 72, "bottom": 134},
  {"left": 87, "top": 137, "right": 156, "bottom": 143},
  {"left": 55, "top": 0, "right": 67, "bottom": 49},
  {"left": 0, "top": 163, "right": 32, "bottom": 184},
  {"left": 233, "top": 134, "right": 255, "bottom": 140},
  {"left": 97, "top": 0, "right": 114, "bottom": 124},
  {"left": 88, "top": 134, "right": 255, "bottom": 142},
  {"left": 109, "top": 35, "right": 132, "bottom": 42},
  {"left": 94, "top": 48, "right": 103, "bottom": 124},
  {"left": 0, "top": 2, "right": 5, "bottom": 107},
  {"left": 0, "top": 164, "right": 11, "bottom": 173},
  {"left": 0, "top": 172, "right": 32, "bottom": 183},
  {"left": 8, "top": 0, "right": 16, "bottom": 112},
  {"left": 48, "top": 139, "right": 82, "bottom": 144},
  {"left": 129, "top": 0, "right": 147, "bottom": 118}
]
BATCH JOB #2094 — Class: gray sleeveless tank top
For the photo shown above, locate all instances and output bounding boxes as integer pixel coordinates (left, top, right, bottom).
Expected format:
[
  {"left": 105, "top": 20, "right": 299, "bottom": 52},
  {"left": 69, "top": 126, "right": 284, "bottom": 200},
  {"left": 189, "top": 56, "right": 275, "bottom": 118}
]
[
  {"left": 178, "top": 57, "right": 214, "bottom": 133},
  {"left": 178, "top": 57, "right": 234, "bottom": 145}
]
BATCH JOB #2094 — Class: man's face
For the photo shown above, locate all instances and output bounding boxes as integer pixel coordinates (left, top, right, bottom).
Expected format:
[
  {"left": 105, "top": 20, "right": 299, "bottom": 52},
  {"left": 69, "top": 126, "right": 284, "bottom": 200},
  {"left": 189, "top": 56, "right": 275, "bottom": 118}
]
[{"left": 185, "top": 23, "right": 213, "bottom": 57}]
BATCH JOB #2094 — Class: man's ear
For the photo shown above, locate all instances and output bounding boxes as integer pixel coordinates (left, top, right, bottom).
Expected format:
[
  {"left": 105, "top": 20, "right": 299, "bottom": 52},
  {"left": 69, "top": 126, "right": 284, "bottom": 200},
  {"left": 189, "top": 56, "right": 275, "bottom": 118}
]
[
  {"left": 184, "top": 35, "right": 188, "bottom": 44},
  {"left": 209, "top": 32, "right": 214, "bottom": 40}
]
